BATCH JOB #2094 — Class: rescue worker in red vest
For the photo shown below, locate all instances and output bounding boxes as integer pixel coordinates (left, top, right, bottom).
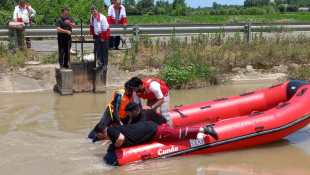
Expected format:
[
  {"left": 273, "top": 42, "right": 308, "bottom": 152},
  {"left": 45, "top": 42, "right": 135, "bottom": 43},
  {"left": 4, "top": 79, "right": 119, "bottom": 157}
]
[
  {"left": 128, "top": 77, "right": 170, "bottom": 121},
  {"left": 90, "top": 6, "right": 110, "bottom": 69},
  {"left": 107, "top": 0, "right": 128, "bottom": 49},
  {"left": 88, "top": 82, "right": 141, "bottom": 142},
  {"left": 13, "top": 0, "right": 36, "bottom": 48}
]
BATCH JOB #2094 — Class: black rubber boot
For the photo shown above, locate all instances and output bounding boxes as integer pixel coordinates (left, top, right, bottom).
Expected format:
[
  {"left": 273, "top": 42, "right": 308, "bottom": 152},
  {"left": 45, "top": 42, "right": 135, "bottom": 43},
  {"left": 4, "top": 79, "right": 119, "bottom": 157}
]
[{"left": 202, "top": 125, "right": 219, "bottom": 140}]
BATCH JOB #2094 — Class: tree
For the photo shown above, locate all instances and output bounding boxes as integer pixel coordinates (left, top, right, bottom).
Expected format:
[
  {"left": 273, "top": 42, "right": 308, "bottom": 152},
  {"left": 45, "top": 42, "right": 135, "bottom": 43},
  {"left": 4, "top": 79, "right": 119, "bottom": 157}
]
[
  {"left": 154, "top": 0, "right": 171, "bottom": 15},
  {"left": 172, "top": 0, "right": 187, "bottom": 16},
  {"left": 244, "top": 0, "right": 272, "bottom": 7},
  {"left": 172, "top": 0, "right": 186, "bottom": 9},
  {"left": 136, "top": 0, "right": 154, "bottom": 14},
  {"left": 124, "top": 0, "right": 136, "bottom": 6},
  {"left": 124, "top": 0, "right": 140, "bottom": 15}
]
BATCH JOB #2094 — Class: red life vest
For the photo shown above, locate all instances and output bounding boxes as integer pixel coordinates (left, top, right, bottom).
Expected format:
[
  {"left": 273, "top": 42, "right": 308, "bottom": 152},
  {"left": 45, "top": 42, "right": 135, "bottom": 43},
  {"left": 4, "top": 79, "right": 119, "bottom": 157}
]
[
  {"left": 16, "top": 5, "right": 32, "bottom": 23},
  {"left": 107, "top": 5, "right": 128, "bottom": 25},
  {"left": 139, "top": 78, "right": 169, "bottom": 100},
  {"left": 90, "top": 13, "right": 111, "bottom": 40}
]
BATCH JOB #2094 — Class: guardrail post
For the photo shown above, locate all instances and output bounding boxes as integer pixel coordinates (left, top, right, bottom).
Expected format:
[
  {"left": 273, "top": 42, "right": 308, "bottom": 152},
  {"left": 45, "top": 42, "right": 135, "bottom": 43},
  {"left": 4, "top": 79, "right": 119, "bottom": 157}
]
[
  {"left": 133, "top": 25, "right": 140, "bottom": 41},
  {"left": 244, "top": 23, "right": 251, "bottom": 43}
]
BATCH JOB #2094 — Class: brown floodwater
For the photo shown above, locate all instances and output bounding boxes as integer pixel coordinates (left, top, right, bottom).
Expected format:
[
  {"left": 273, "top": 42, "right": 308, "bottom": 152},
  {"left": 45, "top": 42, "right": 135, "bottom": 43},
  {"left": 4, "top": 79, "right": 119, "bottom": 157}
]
[{"left": 0, "top": 82, "right": 309, "bottom": 175}]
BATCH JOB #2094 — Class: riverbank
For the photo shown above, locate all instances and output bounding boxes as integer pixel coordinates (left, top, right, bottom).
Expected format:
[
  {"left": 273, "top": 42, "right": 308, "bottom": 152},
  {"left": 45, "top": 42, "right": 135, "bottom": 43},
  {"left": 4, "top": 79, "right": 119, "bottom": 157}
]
[
  {"left": 2, "top": 31, "right": 310, "bottom": 93},
  {"left": 0, "top": 63, "right": 160, "bottom": 93},
  {"left": 0, "top": 61, "right": 288, "bottom": 94}
]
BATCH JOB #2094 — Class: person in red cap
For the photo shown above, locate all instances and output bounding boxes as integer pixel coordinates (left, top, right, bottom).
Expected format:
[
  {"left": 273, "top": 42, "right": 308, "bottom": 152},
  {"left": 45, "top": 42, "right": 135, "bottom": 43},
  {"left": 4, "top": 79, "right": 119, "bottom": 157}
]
[{"left": 128, "top": 77, "right": 170, "bottom": 121}]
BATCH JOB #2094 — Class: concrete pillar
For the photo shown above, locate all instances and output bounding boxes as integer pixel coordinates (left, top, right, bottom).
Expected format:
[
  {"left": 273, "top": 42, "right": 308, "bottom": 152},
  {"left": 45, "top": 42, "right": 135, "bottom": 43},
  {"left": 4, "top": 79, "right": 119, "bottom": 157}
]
[
  {"left": 54, "top": 63, "right": 107, "bottom": 95},
  {"left": 71, "top": 62, "right": 95, "bottom": 92},
  {"left": 94, "top": 66, "right": 107, "bottom": 93},
  {"left": 55, "top": 68, "right": 73, "bottom": 95}
]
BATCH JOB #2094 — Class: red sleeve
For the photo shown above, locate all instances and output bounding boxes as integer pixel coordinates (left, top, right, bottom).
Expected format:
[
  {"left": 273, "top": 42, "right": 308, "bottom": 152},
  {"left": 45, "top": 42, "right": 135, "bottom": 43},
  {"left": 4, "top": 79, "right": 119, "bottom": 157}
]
[
  {"left": 119, "top": 17, "right": 128, "bottom": 25},
  {"left": 107, "top": 16, "right": 115, "bottom": 24},
  {"left": 89, "top": 25, "right": 95, "bottom": 35},
  {"left": 99, "top": 28, "right": 111, "bottom": 40}
]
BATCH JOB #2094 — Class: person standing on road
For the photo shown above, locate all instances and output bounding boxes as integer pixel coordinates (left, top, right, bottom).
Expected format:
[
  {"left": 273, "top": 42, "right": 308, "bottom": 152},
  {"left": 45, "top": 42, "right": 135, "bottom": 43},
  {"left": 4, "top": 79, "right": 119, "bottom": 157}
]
[
  {"left": 107, "top": 0, "right": 128, "bottom": 49},
  {"left": 90, "top": 6, "right": 110, "bottom": 69},
  {"left": 13, "top": 0, "right": 36, "bottom": 48},
  {"left": 56, "top": 7, "right": 75, "bottom": 69}
]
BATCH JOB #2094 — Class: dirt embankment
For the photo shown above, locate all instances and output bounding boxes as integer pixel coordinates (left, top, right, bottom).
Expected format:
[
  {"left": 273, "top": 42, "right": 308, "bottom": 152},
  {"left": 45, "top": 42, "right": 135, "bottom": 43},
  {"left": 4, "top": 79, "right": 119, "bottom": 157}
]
[
  {"left": 0, "top": 62, "right": 288, "bottom": 94},
  {"left": 0, "top": 63, "right": 160, "bottom": 93}
]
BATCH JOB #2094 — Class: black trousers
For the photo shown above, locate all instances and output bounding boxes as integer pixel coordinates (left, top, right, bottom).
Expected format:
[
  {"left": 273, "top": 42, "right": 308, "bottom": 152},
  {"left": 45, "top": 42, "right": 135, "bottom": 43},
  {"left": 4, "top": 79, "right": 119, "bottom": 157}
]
[
  {"left": 95, "top": 36, "right": 109, "bottom": 67},
  {"left": 109, "top": 36, "right": 121, "bottom": 49},
  {"left": 25, "top": 23, "right": 31, "bottom": 48},
  {"left": 57, "top": 35, "right": 71, "bottom": 68}
]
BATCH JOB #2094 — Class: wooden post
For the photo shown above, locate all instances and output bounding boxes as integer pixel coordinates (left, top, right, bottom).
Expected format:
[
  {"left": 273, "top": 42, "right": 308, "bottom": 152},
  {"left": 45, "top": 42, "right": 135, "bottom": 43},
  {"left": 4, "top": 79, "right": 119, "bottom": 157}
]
[{"left": 55, "top": 68, "right": 73, "bottom": 95}]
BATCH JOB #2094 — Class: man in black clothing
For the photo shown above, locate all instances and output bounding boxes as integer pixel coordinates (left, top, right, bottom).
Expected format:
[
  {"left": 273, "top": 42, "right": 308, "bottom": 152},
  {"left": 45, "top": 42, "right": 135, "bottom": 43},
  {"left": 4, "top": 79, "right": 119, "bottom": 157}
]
[
  {"left": 93, "top": 103, "right": 218, "bottom": 165},
  {"left": 88, "top": 102, "right": 166, "bottom": 143},
  {"left": 122, "top": 102, "right": 167, "bottom": 125},
  {"left": 56, "top": 7, "right": 75, "bottom": 69},
  {"left": 93, "top": 103, "right": 218, "bottom": 148}
]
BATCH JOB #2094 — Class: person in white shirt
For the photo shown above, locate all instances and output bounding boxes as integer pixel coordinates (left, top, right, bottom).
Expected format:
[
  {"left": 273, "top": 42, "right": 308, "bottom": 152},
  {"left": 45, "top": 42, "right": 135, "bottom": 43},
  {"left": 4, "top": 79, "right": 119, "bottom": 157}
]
[
  {"left": 107, "top": 0, "right": 128, "bottom": 49},
  {"left": 89, "top": 6, "right": 110, "bottom": 69},
  {"left": 12, "top": 0, "right": 36, "bottom": 48}
]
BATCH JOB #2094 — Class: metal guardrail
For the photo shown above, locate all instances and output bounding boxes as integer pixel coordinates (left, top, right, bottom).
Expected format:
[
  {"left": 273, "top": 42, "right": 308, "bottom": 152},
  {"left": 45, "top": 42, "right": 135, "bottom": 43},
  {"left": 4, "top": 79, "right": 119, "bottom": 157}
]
[{"left": 1, "top": 23, "right": 310, "bottom": 40}]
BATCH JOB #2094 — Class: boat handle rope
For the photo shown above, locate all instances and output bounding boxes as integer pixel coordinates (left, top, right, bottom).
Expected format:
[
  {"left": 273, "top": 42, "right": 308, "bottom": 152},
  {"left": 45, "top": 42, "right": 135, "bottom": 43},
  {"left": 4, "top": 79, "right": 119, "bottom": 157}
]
[
  {"left": 297, "top": 88, "right": 308, "bottom": 97},
  {"left": 276, "top": 102, "right": 290, "bottom": 109},
  {"left": 214, "top": 97, "right": 229, "bottom": 102},
  {"left": 172, "top": 108, "right": 187, "bottom": 118},
  {"left": 200, "top": 105, "right": 211, "bottom": 110},
  {"left": 249, "top": 111, "right": 264, "bottom": 117},
  {"left": 240, "top": 91, "right": 255, "bottom": 97}
]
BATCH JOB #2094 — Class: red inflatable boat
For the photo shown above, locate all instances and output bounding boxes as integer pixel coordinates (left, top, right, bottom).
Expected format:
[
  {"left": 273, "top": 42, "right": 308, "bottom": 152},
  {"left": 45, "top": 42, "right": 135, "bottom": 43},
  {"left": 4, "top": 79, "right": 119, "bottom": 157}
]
[{"left": 115, "top": 80, "right": 310, "bottom": 166}]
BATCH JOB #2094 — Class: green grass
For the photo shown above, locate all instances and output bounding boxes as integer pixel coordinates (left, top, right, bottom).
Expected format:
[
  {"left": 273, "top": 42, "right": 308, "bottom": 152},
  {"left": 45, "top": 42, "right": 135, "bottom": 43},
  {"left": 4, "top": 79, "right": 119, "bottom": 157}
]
[
  {"left": 128, "top": 13, "right": 310, "bottom": 24},
  {"left": 0, "top": 42, "right": 57, "bottom": 67}
]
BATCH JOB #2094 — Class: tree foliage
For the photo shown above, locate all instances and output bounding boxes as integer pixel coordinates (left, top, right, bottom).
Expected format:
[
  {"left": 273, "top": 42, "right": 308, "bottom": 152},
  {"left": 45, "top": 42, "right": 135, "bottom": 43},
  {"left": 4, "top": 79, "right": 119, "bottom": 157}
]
[
  {"left": 0, "top": 0, "right": 105, "bottom": 25},
  {"left": 1, "top": 0, "right": 310, "bottom": 25}
]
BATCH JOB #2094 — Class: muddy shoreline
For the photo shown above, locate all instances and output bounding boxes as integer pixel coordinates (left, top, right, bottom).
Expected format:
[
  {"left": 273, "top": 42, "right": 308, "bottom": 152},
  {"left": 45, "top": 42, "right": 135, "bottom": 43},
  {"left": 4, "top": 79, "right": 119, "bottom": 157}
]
[{"left": 0, "top": 63, "right": 287, "bottom": 94}]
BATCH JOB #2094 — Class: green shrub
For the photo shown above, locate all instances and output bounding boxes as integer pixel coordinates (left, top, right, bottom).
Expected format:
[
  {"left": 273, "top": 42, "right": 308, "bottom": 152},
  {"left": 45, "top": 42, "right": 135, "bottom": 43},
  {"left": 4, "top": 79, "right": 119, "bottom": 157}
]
[
  {"left": 288, "top": 65, "right": 310, "bottom": 80},
  {"left": 41, "top": 52, "right": 57, "bottom": 64},
  {"left": 243, "top": 7, "right": 267, "bottom": 15},
  {"left": 0, "top": 10, "right": 11, "bottom": 25}
]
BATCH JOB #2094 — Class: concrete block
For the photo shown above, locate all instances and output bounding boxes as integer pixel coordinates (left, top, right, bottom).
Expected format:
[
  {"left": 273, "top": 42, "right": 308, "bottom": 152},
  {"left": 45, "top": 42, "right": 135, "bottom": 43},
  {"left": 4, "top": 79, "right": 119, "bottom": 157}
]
[
  {"left": 55, "top": 68, "right": 73, "bottom": 95},
  {"left": 94, "top": 66, "right": 107, "bottom": 93},
  {"left": 71, "top": 62, "right": 95, "bottom": 92}
]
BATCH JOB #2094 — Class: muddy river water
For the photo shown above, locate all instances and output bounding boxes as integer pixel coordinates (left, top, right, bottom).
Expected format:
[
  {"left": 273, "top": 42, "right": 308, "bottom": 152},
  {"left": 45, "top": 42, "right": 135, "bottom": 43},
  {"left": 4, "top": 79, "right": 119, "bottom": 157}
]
[{"left": 0, "top": 82, "right": 309, "bottom": 175}]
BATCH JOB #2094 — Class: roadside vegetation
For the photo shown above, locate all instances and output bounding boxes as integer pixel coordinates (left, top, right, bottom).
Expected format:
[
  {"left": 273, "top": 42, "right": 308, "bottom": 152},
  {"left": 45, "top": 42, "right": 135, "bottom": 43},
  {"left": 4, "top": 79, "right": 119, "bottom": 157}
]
[
  {"left": 2, "top": 0, "right": 310, "bottom": 88},
  {"left": 119, "top": 32, "right": 310, "bottom": 88},
  {"left": 0, "top": 42, "right": 57, "bottom": 67},
  {"left": 2, "top": 0, "right": 310, "bottom": 25},
  {"left": 127, "top": 13, "right": 310, "bottom": 24}
]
